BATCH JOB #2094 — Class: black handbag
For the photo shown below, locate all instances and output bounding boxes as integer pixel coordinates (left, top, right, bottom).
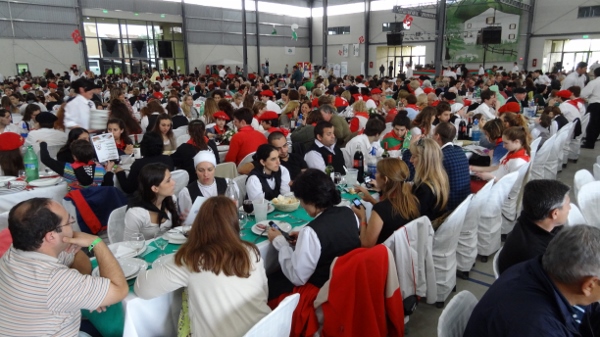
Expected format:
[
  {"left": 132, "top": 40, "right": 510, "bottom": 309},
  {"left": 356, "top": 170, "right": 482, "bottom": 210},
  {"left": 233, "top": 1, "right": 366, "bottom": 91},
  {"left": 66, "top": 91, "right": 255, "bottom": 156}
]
[{"left": 402, "top": 227, "right": 419, "bottom": 315}]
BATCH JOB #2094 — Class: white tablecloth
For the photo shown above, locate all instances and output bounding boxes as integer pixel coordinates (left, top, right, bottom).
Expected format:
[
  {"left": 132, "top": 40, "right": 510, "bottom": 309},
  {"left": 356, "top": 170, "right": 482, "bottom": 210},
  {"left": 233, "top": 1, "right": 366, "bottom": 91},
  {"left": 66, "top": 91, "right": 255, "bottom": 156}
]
[{"left": 0, "top": 183, "right": 68, "bottom": 228}]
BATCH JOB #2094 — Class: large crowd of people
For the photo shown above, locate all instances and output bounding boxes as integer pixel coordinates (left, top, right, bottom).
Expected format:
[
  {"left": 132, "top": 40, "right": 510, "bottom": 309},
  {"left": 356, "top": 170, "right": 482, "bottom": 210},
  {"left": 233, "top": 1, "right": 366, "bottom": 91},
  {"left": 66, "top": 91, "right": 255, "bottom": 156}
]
[{"left": 0, "top": 60, "right": 599, "bottom": 336}]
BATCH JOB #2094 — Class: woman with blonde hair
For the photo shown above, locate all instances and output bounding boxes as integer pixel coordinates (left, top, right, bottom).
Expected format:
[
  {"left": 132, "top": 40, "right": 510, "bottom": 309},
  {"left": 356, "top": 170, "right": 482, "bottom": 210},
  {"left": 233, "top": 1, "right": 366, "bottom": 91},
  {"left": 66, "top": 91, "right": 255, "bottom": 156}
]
[
  {"left": 409, "top": 80, "right": 424, "bottom": 96},
  {"left": 409, "top": 137, "right": 449, "bottom": 225},
  {"left": 416, "top": 93, "right": 428, "bottom": 111},
  {"left": 349, "top": 100, "right": 369, "bottom": 133},
  {"left": 279, "top": 100, "right": 300, "bottom": 128},
  {"left": 201, "top": 97, "right": 218, "bottom": 124},
  {"left": 181, "top": 94, "right": 199, "bottom": 119},
  {"left": 352, "top": 158, "right": 420, "bottom": 246}
]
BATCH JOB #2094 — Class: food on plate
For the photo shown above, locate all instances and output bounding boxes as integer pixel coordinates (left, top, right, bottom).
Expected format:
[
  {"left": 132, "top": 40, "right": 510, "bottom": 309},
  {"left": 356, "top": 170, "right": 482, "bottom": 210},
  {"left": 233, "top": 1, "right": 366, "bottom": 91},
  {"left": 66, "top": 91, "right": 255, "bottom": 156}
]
[
  {"left": 271, "top": 195, "right": 299, "bottom": 205},
  {"left": 347, "top": 187, "right": 357, "bottom": 194},
  {"left": 256, "top": 223, "right": 267, "bottom": 230}
]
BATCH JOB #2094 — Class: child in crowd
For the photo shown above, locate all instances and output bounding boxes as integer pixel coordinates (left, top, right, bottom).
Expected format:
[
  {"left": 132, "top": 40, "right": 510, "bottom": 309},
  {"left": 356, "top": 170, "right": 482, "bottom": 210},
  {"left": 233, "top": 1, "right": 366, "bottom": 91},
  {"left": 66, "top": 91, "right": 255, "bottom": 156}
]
[
  {"left": 381, "top": 111, "right": 411, "bottom": 151},
  {"left": 106, "top": 118, "right": 133, "bottom": 156}
]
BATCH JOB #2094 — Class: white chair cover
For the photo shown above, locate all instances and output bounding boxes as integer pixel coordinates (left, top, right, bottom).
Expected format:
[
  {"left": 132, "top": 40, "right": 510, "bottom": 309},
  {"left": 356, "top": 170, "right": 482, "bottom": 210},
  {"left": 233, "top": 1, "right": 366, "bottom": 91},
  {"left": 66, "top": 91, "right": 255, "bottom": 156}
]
[
  {"left": 493, "top": 247, "right": 502, "bottom": 279},
  {"left": 437, "top": 291, "right": 478, "bottom": 337},
  {"left": 593, "top": 163, "right": 600, "bottom": 181},
  {"left": 107, "top": 206, "right": 127, "bottom": 244},
  {"left": 501, "top": 162, "right": 531, "bottom": 235},
  {"left": 577, "top": 181, "right": 600, "bottom": 228},
  {"left": 457, "top": 180, "right": 494, "bottom": 272},
  {"left": 567, "top": 203, "right": 587, "bottom": 226},
  {"left": 528, "top": 137, "right": 542, "bottom": 164},
  {"left": 171, "top": 170, "right": 189, "bottom": 196},
  {"left": 233, "top": 175, "right": 248, "bottom": 205},
  {"left": 172, "top": 126, "right": 188, "bottom": 139},
  {"left": 243, "top": 293, "right": 300, "bottom": 337},
  {"left": 544, "top": 123, "right": 572, "bottom": 179},
  {"left": 568, "top": 114, "right": 589, "bottom": 161},
  {"left": 433, "top": 195, "right": 473, "bottom": 303},
  {"left": 560, "top": 120, "right": 577, "bottom": 168},
  {"left": 574, "top": 169, "right": 595, "bottom": 203},
  {"left": 478, "top": 171, "right": 519, "bottom": 257},
  {"left": 238, "top": 152, "right": 256, "bottom": 170},
  {"left": 215, "top": 162, "right": 238, "bottom": 179},
  {"left": 175, "top": 134, "right": 190, "bottom": 147},
  {"left": 383, "top": 216, "right": 437, "bottom": 304},
  {"left": 529, "top": 134, "right": 556, "bottom": 181}
]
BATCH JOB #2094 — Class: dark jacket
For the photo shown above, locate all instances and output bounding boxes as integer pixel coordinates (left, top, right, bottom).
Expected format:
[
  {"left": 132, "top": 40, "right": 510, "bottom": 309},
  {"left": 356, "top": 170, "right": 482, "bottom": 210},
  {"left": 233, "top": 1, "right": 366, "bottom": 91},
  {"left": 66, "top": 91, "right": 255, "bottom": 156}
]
[{"left": 441, "top": 144, "right": 470, "bottom": 211}]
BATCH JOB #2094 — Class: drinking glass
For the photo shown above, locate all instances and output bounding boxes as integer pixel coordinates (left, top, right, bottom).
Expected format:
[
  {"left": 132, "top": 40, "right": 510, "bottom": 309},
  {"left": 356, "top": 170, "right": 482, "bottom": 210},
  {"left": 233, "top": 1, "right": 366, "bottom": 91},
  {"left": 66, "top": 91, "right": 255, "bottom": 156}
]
[
  {"left": 243, "top": 199, "right": 254, "bottom": 214},
  {"left": 128, "top": 233, "right": 146, "bottom": 256},
  {"left": 339, "top": 176, "right": 347, "bottom": 190},
  {"left": 334, "top": 172, "right": 342, "bottom": 186},
  {"left": 252, "top": 199, "right": 268, "bottom": 223},
  {"left": 238, "top": 211, "right": 248, "bottom": 230},
  {"left": 153, "top": 231, "right": 168, "bottom": 257},
  {"left": 17, "top": 170, "right": 26, "bottom": 181}
]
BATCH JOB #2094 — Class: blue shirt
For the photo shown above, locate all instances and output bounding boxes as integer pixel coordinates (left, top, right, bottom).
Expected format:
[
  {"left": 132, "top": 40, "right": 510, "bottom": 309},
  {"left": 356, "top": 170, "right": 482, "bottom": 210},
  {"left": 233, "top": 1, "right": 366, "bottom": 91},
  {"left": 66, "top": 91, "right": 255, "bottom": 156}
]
[{"left": 492, "top": 140, "right": 508, "bottom": 166}]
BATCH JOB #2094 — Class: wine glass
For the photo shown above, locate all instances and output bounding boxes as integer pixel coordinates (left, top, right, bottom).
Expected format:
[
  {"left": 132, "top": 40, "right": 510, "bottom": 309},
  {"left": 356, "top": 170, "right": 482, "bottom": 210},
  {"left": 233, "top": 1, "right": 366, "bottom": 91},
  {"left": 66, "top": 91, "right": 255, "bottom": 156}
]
[
  {"left": 153, "top": 230, "right": 168, "bottom": 257},
  {"left": 128, "top": 232, "right": 146, "bottom": 256},
  {"left": 242, "top": 199, "right": 254, "bottom": 214},
  {"left": 238, "top": 211, "right": 248, "bottom": 238},
  {"left": 17, "top": 170, "right": 26, "bottom": 181},
  {"left": 334, "top": 172, "right": 342, "bottom": 188},
  {"left": 338, "top": 175, "right": 347, "bottom": 190}
]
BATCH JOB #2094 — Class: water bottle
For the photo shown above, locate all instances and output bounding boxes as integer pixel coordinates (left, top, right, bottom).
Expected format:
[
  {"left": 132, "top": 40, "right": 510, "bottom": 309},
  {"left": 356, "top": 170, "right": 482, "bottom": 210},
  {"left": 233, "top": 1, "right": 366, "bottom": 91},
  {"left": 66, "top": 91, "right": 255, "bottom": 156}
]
[
  {"left": 23, "top": 146, "right": 39, "bottom": 182},
  {"left": 366, "top": 147, "right": 378, "bottom": 179},
  {"left": 297, "top": 113, "right": 303, "bottom": 126},
  {"left": 471, "top": 119, "right": 481, "bottom": 142},
  {"left": 225, "top": 180, "right": 239, "bottom": 206}
]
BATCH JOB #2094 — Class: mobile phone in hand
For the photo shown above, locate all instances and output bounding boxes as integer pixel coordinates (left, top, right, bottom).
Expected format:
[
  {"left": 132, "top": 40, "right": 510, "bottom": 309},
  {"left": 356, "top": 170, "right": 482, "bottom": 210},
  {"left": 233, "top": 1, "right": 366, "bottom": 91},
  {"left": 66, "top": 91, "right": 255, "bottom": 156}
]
[
  {"left": 269, "top": 221, "right": 294, "bottom": 242},
  {"left": 364, "top": 176, "right": 373, "bottom": 188},
  {"left": 352, "top": 198, "right": 363, "bottom": 208}
]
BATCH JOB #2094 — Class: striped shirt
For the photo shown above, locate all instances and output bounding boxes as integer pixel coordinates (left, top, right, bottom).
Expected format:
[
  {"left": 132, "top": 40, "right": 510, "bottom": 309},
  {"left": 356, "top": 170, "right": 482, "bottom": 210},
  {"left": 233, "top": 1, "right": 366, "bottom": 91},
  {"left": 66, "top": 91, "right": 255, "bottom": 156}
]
[{"left": 0, "top": 247, "right": 110, "bottom": 337}]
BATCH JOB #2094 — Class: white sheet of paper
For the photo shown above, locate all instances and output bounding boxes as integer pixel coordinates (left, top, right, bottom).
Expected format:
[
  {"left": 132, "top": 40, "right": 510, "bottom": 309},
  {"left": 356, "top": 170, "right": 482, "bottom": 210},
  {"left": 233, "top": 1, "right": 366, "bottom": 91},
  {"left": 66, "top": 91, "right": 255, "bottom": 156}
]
[
  {"left": 91, "top": 133, "right": 120, "bottom": 163},
  {"left": 184, "top": 196, "right": 208, "bottom": 226}
]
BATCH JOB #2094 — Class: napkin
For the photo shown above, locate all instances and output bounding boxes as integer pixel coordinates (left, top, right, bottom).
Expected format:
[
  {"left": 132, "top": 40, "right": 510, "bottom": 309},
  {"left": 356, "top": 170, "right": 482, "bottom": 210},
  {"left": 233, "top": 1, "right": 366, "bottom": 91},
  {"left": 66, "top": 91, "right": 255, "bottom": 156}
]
[{"left": 112, "top": 245, "right": 136, "bottom": 259}]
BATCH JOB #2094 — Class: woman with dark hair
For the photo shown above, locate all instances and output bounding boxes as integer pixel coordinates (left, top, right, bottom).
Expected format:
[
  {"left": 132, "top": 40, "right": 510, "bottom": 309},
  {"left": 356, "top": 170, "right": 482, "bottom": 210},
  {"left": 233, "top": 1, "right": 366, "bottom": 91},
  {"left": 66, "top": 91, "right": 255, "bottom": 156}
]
[
  {"left": 152, "top": 113, "right": 177, "bottom": 152},
  {"left": 45, "top": 93, "right": 62, "bottom": 111},
  {"left": 217, "top": 99, "right": 234, "bottom": 120},
  {"left": 171, "top": 119, "right": 219, "bottom": 181},
  {"left": 135, "top": 196, "right": 270, "bottom": 336},
  {"left": 245, "top": 144, "right": 291, "bottom": 201},
  {"left": 482, "top": 118, "right": 507, "bottom": 166},
  {"left": 106, "top": 118, "right": 133, "bottom": 156},
  {"left": 1, "top": 96, "right": 18, "bottom": 115},
  {"left": 0, "top": 132, "right": 25, "bottom": 176},
  {"left": 20, "top": 104, "right": 41, "bottom": 132},
  {"left": 115, "top": 132, "right": 175, "bottom": 194},
  {"left": 109, "top": 99, "right": 142, "bottom": 135},
  {"left": 410, "top": 106, "right": 437, "bottom": 137},
  {"left": 19, "top": 93, "right": 46, "bottom": 114},
  {"left": 266, "top": 169, "right": 360, "bottom": 308},
  {"left": 141, "top": 100, "right": 165, "bottom": 132},
  {"left": 124, "top": 162, "right": 180, "bottom": 240},
  {"left": 166, "top": 101, "right": 189, "bottom": 129},
  {"left": 56, "top": 127, "right": 89, "bottom": 163},
  {"left": 351, "top": 158, "right": 420, "bottom": 246}
]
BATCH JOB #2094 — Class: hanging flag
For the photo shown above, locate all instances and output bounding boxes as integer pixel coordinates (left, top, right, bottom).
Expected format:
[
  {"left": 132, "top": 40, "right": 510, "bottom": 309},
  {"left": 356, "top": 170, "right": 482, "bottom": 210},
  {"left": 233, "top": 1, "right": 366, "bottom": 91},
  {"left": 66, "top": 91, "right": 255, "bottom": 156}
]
[
  {"left": 358, "top": 36, "right": 365, "bottom": 44},
  {"left": 71, "top": 29, "right": 83, "bottom": 44},
  {"left": 403, "top": 14, "right": 413, "bottom": 30},
  {"left": 271, "top": 25, "right": 277, "bottom": 35},
  {"left": 285, "top": 47, "right": 296, "bottom": 55},
  {"left": 291, "top": 23, "right": 298, "bottom": 41}
]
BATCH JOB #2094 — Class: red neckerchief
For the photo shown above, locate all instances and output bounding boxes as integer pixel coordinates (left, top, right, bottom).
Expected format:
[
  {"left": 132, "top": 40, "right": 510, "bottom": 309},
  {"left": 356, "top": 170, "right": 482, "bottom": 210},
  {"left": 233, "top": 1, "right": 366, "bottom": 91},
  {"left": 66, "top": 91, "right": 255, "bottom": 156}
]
[
  {"left": 567, "top": 98, "right": 585, "bottom": 109},
  {"left": 311, "top": 122, "right": 317, "bottom": 126},
  {"left": 500, "top": 148, "right": 530, "bottom": 165},
  {"left": 214, "top": 125, "right": 227, "bottom": 135},
  {"left": 405, "top": 104, "right": 419, "bottom": 110},
  {"left": 238, "top": 126, "right": 254, "bottom": 132},
  {"left": 387, "top": 108, "right": 397, "bottom": 115},
  {"left": 286, "top": 112, "right": 293, "bottom": 120},
  {"left": 354, "top": 111, "right": 369, "bottom": 119},
  {"left": 268, "top": 127, "right": 289, "bottom": 137},
  {"left": 115, "top": 139, "right": 127, "bottom": 151},
  {"left": 71, "top": 160, "right": 95, "bottom": 169},
  {"left": 186, "top": 136, "right": 210, "bottom": 146},
  {"left": 447, "top": 100, "right": 456, "bottom": 104},
  {"left": 495, "top": 138, "right": 503, "bottom": 146}
]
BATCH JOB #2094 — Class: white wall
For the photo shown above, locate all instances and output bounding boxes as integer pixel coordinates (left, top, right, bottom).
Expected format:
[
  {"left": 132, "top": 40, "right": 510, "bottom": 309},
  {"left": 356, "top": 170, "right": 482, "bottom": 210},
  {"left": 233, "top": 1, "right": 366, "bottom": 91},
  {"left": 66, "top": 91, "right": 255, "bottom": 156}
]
[
  {"left": 187, "top": 44, "right": 310, "bottom": 75},
  {"left": 0, "top": 39, "right": 83, "bottom": 76}
]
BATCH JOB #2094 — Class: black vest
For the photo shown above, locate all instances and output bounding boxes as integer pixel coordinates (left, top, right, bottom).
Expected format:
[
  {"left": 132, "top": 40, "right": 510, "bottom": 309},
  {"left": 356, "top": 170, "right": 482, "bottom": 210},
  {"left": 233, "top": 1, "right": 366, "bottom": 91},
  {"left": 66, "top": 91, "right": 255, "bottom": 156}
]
[
  {"left": 246, "top": 167, "right": 282, "bottom": 201},
  {"left": 186, "top": 177, "right": 227, "bottom": 201},
  {"left": 307, "top": 207, "right": 360, "bottom": 287},
  {"left": 309, "top": 143, "right": 345, "bottom": 174},
  {"left": 554, "top": 114, "right": 568, "bottom": 131},
  {"left": 146, "top": 114, "right": 160, "bottom": 132}
]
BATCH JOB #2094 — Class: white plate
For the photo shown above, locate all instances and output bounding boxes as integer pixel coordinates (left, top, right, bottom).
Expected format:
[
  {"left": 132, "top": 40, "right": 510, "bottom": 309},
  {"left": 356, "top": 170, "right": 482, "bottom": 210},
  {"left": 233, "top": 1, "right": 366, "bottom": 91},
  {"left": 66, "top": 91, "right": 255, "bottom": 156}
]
[
  {"left": 251, "top": 220, "right": 291, "bottom": 236},
  {"left": 92, "top": 258, "right": 148, "bottom": 280},
  {"left": 0, "top": 176, "right": 16, "bottom": 183},
  {"left": 239, "top": 203, "right": 275, "bottom": 215},
  {"left": 165, "top": 229, "right": 186, "bottom": 244},
  {"left": 29, "top": 177, "right": 61, "bottom": 187},
  {"left": 152, "top": 254, "right": 174, "bottom": 269},
  {"left": 217, "top": 145, "right": 230, "bottom": 151}
]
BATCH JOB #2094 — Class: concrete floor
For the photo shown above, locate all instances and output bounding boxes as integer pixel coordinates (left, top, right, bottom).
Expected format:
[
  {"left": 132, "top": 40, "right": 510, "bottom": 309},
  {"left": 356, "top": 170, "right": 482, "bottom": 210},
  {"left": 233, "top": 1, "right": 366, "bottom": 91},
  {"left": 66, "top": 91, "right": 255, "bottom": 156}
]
[{"left": 407, "top": 145, "right": 600, "bottom": 337}]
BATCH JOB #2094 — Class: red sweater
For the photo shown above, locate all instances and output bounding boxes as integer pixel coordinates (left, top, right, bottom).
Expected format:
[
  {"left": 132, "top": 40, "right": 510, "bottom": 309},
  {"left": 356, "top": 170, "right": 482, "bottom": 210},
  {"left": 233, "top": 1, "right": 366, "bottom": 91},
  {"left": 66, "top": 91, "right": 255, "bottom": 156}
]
[{"left": 224, "top": 126, "right": 267, "bottom": 164}]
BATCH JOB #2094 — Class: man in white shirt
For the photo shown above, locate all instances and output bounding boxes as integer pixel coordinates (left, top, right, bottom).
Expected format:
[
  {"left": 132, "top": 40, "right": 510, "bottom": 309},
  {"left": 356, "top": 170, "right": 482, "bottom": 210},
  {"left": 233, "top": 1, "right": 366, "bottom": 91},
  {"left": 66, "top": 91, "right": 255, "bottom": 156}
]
[
  {"left": 405, "top": 63, "right": 413, "bottom": 79},
  {"left": 25, "top": 112, "right": 67, "bottom": 153},
  {"left": 219, "top": 66, "right": 227, "bottom": 79},
  {"left": 443, "top": 67, "right": 457, "bottom": 79},
  {"left": 471, "top": 89, "right": 497, "bottom": 120},
  {"left": 304, "top": 121, "right": 345, "bottom": 174},
  {"left": 582, "top": 67, "right": 600, "bottom": 149},
  {"left": 0, "top": 110, "right": 22, "bottom": 134},
  {"left": 318, "top": 66, "right": 328, "bottom": 78},
  {"left": 533, "top": 70, "right": 551, "bottom": 86},
  {"left": 561, "top": 62, "right": 587, "bottom": 90},
  {"left": 64, "top": 78, "right": 95, "bottom": 131},
  {"left": 259, "top": 90, "right": 282, "bottom": 114},
  {"left": 343, "top": 118, "right": 385, "bottom": 170},
  {"left": 511, "top": 62, "right": 519, "bottom": 74}
]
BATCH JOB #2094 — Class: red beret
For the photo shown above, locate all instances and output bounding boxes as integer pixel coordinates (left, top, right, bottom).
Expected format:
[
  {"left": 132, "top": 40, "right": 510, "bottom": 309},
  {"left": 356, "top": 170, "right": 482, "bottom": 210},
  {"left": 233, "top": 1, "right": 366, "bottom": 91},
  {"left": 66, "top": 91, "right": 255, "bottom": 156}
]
[
  {"left": 311, "top": 98, "right": 319, "bottom": 108},
  {"left": 213, "top": 111, "right": 230, "bottom": 121},
  {"left": 370, "top": 88, "right": 382, "bottom": 95},
  {"left": 0, "top": 132, "right": 25, "bottom": 151},
  {"left": 258, "top": 111, "right": 279, "bottom": 121},
  {"left": 498, "top": 102, "right": 521, "bottom": 114},
  {"left": 22, "top": 84, "right": 31, "bottom": 90},
  {"left": 153, "top": 92, "right": 164, "bottom": 100},
  {"left": 171, "top": 82, "right": 181, "bottom": 87},
  {"left": 423, "top": 87, "right": 435, "bottom": 94},
  {"left": 48, "top": 83, "right": 58, "bottom": 89},
  {"left": 430, "top": 100, "right": 440, "bottom": 107},
  {"left": 556, "top": 90, "right": 572, "bottom": 99},
  {"left": 260, "top": 90, "right": 274, "bottom": 97}
]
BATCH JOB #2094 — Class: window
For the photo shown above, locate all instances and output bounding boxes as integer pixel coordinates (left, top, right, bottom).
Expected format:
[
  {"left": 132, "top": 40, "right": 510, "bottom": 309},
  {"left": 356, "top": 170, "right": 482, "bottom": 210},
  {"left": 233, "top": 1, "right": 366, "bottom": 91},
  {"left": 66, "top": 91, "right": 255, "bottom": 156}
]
[
  {"left": 16, "top": 64, "right": 28, "bottom": 75},
  {"left": 382, "top": 22, "right": 403, "bottom": 32},
  {"left": 327, "top": 26, "right": 350, "bottom": 35},
  {"left": 509, "top": 23, "right": 516, "bottom": 30},
  {"left": 578, "top": 6, "right": 600, "bottom": 18},
  {"left": 508, "top": 34, "right": 516, "bottom": 40}
]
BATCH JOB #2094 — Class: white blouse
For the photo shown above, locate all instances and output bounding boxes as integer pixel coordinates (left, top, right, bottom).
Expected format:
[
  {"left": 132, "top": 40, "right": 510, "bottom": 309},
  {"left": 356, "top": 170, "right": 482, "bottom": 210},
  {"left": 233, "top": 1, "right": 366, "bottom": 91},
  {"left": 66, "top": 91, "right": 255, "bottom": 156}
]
[
  {"left": 246, "top": 166, "right": 291, "bottom": 201},
  {"left": 124, "top": 200, "right": 176, "bottom": 240},
  {"left": 177, "top": 178, "right": 239, "bottom": 213}
]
